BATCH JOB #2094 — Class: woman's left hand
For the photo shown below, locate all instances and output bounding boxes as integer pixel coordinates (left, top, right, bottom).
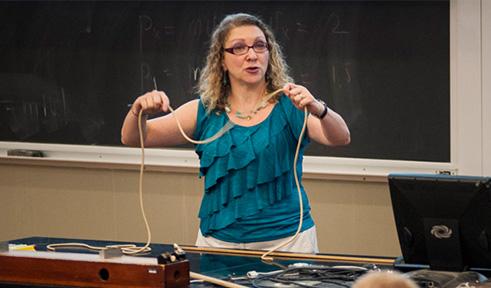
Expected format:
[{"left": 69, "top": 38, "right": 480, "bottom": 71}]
[
  {"left": 283, "top": 83, "right": 322, "bottom": 115},
  {"left": 283, "top": 83, "right": 350, "bottom": 146}
]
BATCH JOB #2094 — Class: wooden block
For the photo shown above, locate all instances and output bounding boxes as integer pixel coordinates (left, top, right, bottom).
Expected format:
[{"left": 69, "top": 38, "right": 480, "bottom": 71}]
[{"left": 0, "top": 251, "right": 189, "bottom": 287}]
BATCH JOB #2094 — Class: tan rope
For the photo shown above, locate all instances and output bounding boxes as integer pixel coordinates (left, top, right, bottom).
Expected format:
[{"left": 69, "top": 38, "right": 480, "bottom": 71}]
[
  {"left": 167, "top": 87, "right": 308, "bottom": 262},
  {"left": 260, "top": 106, "right": 308, "bottom": 262},
  {"left": 166, "top": 87, "right": 307, "bottom": 262},
  {"left": 166, "top": 88, "right": 284, "bottom": 145},
  {"left": 47, "top": 110, "right": 152, "bottom": 255},
  {"left": 169, "top": 104, "right": 234, "bottom": 144},
  {"left": 47, "top": 87, "right": 306, "bottom": 266}
]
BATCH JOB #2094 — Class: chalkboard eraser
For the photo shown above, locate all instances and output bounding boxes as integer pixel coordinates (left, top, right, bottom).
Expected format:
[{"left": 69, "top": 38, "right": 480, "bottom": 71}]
[{"left": 7, "top": 149, "right": 45, "bottom": 158}]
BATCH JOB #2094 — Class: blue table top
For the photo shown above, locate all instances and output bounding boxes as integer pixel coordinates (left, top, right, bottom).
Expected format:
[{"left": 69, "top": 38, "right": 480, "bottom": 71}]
[{"left": 8, "top": 236, "right": 393, "bottom": 287}]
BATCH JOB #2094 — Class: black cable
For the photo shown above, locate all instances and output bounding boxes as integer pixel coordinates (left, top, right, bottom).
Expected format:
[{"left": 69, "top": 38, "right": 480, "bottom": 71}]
[{"left": 249, "top": 266, "right": 367, "bottom": 288}]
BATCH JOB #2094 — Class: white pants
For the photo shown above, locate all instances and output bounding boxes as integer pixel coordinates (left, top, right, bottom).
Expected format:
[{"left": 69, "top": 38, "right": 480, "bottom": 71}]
[{"left": 195, "top": 226, "right": 319, "bottom": 254}]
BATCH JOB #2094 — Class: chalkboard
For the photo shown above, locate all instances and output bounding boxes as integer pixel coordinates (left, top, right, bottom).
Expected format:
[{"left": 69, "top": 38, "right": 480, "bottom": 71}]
[{"left": 0, "top": 1, "right": 450, "bottom": 162}]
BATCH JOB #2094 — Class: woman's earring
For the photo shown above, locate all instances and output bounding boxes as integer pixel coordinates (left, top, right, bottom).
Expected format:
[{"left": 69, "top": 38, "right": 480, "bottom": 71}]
[
  {"left": 265, "top": 69, "right": 271, "bottom": 83},
  {"left": 222, "top": 71, "right": 228, "bottom": 86}
]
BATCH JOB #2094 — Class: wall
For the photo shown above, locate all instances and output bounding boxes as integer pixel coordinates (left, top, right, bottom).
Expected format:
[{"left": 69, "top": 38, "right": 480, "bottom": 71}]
[
  {"left": 0, "top": 163, "right": 399, "bottom": 257},
  {"left": 483, "top": 0, "right": 491, "bottom": 176}
]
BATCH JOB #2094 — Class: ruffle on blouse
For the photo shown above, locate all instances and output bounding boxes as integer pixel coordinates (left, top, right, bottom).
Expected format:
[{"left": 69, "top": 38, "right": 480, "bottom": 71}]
[{"left": 195, "top": 96, "right": 309, "bottom": 235}]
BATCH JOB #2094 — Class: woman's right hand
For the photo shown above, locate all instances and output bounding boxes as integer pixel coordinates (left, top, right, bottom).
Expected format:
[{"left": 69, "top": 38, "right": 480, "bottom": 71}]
[{"left": 130, "top": 90, "right": 171, "bottom": 116}]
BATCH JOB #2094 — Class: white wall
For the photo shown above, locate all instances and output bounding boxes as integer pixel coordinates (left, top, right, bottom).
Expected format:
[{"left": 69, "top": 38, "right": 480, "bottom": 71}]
[
  {"left": 453, "top": 0, "right": 484, "bottom": 175},
  {"left": 483, "top": 0, "right": 491, "bottom": 175}
]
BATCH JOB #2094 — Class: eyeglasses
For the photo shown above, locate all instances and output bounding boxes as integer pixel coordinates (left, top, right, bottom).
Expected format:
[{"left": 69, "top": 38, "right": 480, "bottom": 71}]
[{"left": 223, "top": 41, "right": 269, "bottom": 55}]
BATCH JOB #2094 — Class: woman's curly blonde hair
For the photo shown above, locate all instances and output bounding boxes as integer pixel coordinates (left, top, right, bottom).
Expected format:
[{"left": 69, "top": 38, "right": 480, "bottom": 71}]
[{"left": 197, "top": 13, "right": 293, "bottom": 113}]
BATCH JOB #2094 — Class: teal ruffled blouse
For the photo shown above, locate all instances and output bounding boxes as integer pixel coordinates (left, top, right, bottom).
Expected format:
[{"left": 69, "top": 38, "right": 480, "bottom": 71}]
[{"left": 193, "top": 94, "right": 315, "bottom": 243}]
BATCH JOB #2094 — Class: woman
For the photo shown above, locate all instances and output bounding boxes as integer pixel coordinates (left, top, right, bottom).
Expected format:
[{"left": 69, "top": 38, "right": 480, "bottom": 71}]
[{"left": 121, "top": 13, "right": 350, "bottom": 253}]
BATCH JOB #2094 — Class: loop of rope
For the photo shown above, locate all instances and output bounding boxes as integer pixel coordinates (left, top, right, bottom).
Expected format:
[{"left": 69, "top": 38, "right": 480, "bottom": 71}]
[
  {"left": 260, "top": 106, "right": 307, "bottom": 262},
  {"left": 47, "top": 110, "right": 152, "bottom": 255},
  {"left": 164, "top": 87, "right": 308, "bottom": 262},
  {"left": 47, "top": 87, "right": 307, "bottom": 264}
]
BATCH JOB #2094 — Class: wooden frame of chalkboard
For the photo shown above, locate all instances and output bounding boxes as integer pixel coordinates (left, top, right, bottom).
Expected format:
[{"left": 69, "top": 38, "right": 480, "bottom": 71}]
[{"left": 0, "top": 0, "right": 486, "bottom": 180}]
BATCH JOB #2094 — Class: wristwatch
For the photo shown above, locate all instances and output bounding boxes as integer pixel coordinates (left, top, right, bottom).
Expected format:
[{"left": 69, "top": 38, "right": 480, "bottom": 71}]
[{"left": 314, "top": 99, "right": 328, "bottom": 119}]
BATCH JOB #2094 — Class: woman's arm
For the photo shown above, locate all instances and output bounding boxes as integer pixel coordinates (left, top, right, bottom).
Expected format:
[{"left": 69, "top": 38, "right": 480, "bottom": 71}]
[
  {"left": 305, "top": 104, "right": 351, "bottom": 146},
  {"left": 121, "top": 90, "right": 199, "bottom": 147},
  {"left": 283, "top": 83, "right": 351, "bottom": 146}
]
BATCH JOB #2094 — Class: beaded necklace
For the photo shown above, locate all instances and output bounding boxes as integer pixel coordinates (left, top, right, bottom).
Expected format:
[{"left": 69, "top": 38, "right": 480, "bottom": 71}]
[{"left": 225, "top": 92, "right": 278, "bottom": 120}]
